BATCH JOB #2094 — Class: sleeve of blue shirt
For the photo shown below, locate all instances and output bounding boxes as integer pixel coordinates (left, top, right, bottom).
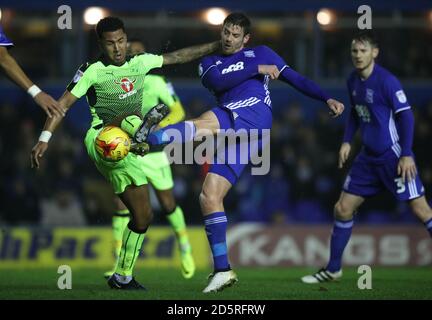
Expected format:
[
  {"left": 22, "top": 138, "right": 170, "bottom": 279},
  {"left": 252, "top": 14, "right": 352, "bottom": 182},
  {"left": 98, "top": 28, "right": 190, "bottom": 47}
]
[
  {"left": 0, "top": 25, "right": 14, "bottom": 48},
  {"left": 259, "top": 45, "right": 331, "bottom": 102},
  {"left": 383, "top": 74, "right": 411, "bottom": 114},
  {"left": 199, "top": 56, "right": 258, "bottom": 92},
  {"left": 384, "top": 75, "right": 414, "bottom": 156}
]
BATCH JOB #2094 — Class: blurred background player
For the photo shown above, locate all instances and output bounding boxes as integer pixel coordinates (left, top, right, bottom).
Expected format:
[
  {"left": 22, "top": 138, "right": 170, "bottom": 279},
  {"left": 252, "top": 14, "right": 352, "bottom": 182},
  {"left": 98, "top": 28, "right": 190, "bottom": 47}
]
[
  {"left": 0, "top": 24, "right": 64, "bottom": 118},
  {"left": 301, "top": 31, "right": 432, "bottom": 284},
  {"left": 30, "top": 16, "right": 219, "bottom": 290},
  {"left": 104, "top": 37, "right": 195, "bottom": 280},
  {"left": 144, "top": 12, "right": 344, "bottom": 293}
]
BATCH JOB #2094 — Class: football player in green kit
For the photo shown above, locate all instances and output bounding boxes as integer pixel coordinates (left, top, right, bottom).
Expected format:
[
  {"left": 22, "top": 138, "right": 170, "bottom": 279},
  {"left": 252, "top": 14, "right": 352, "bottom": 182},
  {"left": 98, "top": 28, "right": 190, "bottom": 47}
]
[{"left": 103, "top": 37, "right": 195, "bottom": 280}]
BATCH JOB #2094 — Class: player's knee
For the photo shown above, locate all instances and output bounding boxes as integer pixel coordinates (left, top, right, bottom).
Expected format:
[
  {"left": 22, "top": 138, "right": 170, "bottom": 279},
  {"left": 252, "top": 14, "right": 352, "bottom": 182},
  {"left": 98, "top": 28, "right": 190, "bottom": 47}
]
[
  {"left": 131, "top": 207, "right": 153, "bottom": 230},
  {"left": 334, "top": 201, "right": 354, "bottom": 220},
  {"left": 161, "top": 197, "right": 176, "bottom": 215},
  {"left": 199, "top": 190, "right": 221, "bottom": 211}
]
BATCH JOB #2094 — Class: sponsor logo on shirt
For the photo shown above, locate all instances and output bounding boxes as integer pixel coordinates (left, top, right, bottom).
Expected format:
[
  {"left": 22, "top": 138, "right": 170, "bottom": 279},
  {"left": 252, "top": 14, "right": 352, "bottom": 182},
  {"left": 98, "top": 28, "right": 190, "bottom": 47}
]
[
  {"left": 355, "top": 104, "right": 371, "bottom": 123},
  {"left": 396, "top": 90, "right": 407, "bottom": 103},
  {"left": 222, "top": 61, "right": 244, "bottom": 74},
  {"left": 115, "top": 77, "right": 137, "bottom": 99},
  {"left": 365, "top": 88, "right": 374, "bottom": 103}
]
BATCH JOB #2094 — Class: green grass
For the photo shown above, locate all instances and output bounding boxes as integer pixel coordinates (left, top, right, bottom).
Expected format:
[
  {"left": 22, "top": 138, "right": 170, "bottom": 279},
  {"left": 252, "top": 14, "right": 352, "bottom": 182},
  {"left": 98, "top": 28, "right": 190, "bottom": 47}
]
[{"left": 0, "top": 267, "right": 431, "bottom": 300}]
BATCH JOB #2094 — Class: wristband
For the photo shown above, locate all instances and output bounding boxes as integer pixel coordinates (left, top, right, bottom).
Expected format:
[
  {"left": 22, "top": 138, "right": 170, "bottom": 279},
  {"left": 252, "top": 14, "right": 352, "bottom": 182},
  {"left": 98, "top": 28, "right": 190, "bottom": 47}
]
[
  {"left": 27, "top": 85, "right": 42, "bottom": 98},
  {"left": 38, "top": 130, "right": 52, "bottom": 143}
]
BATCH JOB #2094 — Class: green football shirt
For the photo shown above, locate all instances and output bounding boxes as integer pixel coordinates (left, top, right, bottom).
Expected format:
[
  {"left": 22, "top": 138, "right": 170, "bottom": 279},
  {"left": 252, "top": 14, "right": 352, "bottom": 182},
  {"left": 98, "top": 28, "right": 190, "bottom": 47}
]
[{"left": 67, "top": 53, "right": 163, "bottom": 127}]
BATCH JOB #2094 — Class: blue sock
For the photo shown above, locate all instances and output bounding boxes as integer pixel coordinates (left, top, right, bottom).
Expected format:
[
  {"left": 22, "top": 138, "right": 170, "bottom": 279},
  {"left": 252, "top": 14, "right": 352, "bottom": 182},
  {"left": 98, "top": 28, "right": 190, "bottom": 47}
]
[
  {"left": 204, "top": 212, "right": 230, "bottom": 272},
  {"left": 326, "top": 219, "right": 353, "bottom": 272},
  {"left": 425, "top": 218, "right": 432, "bottom": 237},
  {"left": 148, "top": 121, "right": 196, "bottom": 145}
]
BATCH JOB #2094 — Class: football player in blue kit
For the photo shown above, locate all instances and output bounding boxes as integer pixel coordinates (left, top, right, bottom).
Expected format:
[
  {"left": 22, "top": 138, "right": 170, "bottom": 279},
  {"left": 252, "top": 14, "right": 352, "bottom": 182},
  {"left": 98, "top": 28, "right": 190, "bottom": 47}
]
[
  {"left": 0, "top": 24, "right": 64, "bottom": 118},
  {"left": 138, "top": 13, "right": 344, "bottom": 292},
  {"left": 302, "top": 31, "right": 432, "bottom": 284}
]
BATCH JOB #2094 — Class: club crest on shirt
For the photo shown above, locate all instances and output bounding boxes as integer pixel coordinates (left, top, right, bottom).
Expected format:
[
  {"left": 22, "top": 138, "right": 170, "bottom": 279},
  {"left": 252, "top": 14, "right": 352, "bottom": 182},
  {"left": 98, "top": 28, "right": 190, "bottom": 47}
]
[
  {"left": 365, "top": 88, "right": 374, "bottom": 103},
  {"left": 396, "top": 90, "right": 407, "bottom": 103},
  {"left": 244, "top": 50, "right": 255, "bottom": 58}
]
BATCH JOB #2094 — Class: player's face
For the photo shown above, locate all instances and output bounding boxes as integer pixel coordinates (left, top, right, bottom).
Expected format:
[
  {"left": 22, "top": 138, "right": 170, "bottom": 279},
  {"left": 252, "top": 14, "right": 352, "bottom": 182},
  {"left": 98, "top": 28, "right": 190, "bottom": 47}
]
[
  {"left": 100, "top": 29, "right": 128, "bottom": 66},
  {"left": 127, "top": 41, "right": 145, "bottom": 56},
  {"left": 221, "top": 23, "right": 250, "bottom": 55},
  {"left": 351, "top": 40, "right": 379, "bottom": 71}
]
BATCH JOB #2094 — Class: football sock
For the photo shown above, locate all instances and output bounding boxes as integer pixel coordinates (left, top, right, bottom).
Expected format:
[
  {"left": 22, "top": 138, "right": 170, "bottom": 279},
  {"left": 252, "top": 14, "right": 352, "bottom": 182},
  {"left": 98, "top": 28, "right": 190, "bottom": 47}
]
[
  {"left": 115, "top": 223, "right": 146, "bottom": 278},
  {"left": 326, "top": 219, "right": 354, "bottom": 273},
  {"left": 112, "top": 210, "right": 130, "bottom": 258},
  {"left": 425, "top": 218, "right": 432, "bottom": 237},
  {"left": 166, "top": 206, "right": 191, "bottom": 252},
  {"left": 204, "top": 212, "right": 230, "bottom": 272},
  {"left": 147, "top": 121, "right": 196, "bottom": 146}
]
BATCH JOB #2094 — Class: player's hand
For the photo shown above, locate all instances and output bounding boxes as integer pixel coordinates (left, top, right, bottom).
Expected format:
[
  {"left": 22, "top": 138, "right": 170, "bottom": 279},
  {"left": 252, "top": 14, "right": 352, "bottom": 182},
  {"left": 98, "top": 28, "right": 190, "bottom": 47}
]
[
  {"left": 338, "top": 142, "right": 351, "bottom": 169},
  {"left": 30, "top": 141, "right": 48, "bottom": 169},
  {"left": 258, "top": 65, "right": 280, "bottom": 79},
  {"left": 326, "top": 98, "right": 344, "bottom": 118},
  {"left": 398, "top": 156, "right": 417, "bottom": 183},
  {"left": 34, "top": 91, "right": 66, "bottom": 118}
]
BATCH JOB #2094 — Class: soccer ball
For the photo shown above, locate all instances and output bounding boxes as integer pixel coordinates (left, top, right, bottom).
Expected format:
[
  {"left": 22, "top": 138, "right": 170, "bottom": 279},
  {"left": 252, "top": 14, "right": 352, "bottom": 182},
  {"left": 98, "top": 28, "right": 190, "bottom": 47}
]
[{"left": 95, "top": 126, "right": 131, "bottom": 162}]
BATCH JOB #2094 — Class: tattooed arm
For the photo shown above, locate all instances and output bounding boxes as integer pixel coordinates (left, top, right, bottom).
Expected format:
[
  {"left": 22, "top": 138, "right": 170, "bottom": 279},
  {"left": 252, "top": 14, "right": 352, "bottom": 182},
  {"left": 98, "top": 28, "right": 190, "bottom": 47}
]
[{"left": 162, "top": 41, "right": 220, "bottom": 65}]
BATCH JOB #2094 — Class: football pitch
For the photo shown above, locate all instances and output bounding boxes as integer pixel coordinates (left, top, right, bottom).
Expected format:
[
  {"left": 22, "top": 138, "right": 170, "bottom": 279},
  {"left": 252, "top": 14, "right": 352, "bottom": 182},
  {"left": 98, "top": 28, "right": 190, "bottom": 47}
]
[{"left": 0, "top": 267, "right": 431, "bottom": 300}]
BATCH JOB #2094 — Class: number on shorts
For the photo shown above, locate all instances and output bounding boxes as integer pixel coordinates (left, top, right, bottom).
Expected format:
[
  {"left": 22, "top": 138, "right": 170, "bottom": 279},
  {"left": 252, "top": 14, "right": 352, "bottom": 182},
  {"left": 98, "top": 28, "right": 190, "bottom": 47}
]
[{"left": 394, "top": 178, "right": 406, "bottom": 194}]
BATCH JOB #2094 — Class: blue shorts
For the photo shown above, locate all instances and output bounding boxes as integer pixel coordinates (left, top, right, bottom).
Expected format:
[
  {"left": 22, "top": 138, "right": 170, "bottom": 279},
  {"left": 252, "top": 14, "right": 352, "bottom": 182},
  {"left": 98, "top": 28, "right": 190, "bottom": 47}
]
[
  {"left": 343, "top": 151, "right": 425, "bottom": 201},
  {"left": 208, "top": 104, "right": 272, "bottom": 185}
]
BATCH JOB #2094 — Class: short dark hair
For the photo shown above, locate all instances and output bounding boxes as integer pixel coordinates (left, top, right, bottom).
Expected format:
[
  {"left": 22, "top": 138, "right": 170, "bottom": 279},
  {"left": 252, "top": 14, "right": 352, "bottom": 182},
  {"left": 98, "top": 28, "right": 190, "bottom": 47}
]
[
  {"left": 352, "top": 30, "right": 379, "bottom": 48},
  {"left": 96, "top": 17, "right": 125, "bottom": 39},
  {"left": 223, "top": 12, "right": 251, "bottom": 35}
]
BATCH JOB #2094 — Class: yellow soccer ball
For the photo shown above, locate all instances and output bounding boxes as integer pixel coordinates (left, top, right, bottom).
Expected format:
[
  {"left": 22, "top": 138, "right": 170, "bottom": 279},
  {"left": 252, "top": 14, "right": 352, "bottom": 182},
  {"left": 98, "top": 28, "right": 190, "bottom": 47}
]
[{"left": 95, "top": 126, "right": 131, "bottom": 162}]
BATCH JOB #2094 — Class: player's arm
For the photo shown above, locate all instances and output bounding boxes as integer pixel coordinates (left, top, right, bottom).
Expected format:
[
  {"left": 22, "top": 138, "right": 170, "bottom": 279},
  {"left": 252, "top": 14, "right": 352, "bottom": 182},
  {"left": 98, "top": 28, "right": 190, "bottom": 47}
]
[
  {"left": 0, "top": 46, "right": 65, "bottom": 118},
  {"left": 259, "top": 46, "right": 344, "bottom": 116},
  {"left": 338, "top": 81, "right": 359, "bottom": 168},
  {"left": 31, "top": 62, "right": 92, "bottom": 169},
  {"left": 162, "top": 41, "right": 220, "bottom": 65},
  {"left": 339, "top": 109, "right": 359, "bottom": 169},
  {"left": 200, "top": 57, "right": 260, "bottom": 92},
  {"left": 384, "top": 77, "right": 416, "bottom": 182},
  {"left": 30, "top": 91, "right": 77, "bottom": 169}
]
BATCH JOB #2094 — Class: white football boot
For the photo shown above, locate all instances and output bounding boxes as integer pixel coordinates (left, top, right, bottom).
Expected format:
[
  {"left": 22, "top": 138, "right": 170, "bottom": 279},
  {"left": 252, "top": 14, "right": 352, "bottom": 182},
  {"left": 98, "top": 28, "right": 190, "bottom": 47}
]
[{"left": 203, "top": 270, "right": 238, "bottom": 293}]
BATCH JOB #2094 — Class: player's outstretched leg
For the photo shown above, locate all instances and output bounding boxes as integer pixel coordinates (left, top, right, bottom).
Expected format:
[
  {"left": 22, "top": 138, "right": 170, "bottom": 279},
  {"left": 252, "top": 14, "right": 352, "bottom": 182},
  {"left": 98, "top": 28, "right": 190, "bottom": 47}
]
[
  {"left": 146, "top": 110, "right": 220, "bottom": 147},
  {"left": 104, "top": 208, "right": 130, "bottom": 279},
  {"left": 133, "top": 103, "right": 170, "bottom": 143},
  {"left": 200, "top": 173, "right": 238, "bottom": 293},
  {"left": 302, "top": 192, "right": 363, "bottom": 284},
  {"left": 107, "top": 184, "right": 153, "bottom": 290},
  {"left": 146, "top": 120, "right": 197, "bottom": 146}
]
